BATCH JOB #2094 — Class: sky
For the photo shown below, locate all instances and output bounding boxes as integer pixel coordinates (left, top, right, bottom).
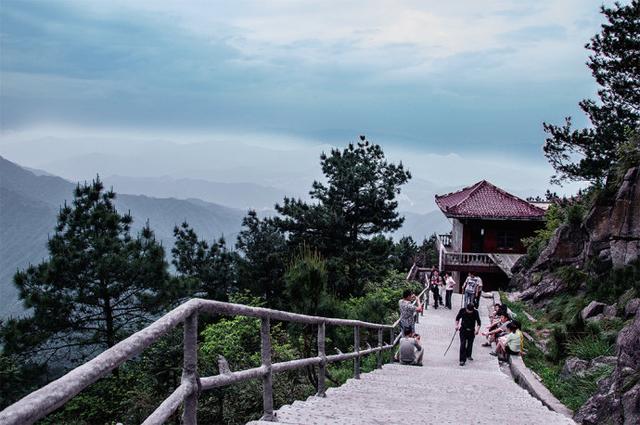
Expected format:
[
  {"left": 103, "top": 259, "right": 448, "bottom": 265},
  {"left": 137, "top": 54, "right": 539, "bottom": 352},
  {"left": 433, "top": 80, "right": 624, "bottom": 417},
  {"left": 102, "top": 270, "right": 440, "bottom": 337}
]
[{"left": 0, "top": 0, "right": 616, "bottom": 201}]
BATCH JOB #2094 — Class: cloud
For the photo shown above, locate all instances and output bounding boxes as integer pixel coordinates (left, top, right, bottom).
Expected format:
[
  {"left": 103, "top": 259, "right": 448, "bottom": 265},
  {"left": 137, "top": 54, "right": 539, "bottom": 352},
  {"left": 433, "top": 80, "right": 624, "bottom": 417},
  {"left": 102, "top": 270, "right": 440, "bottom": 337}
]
[{"left": 0, "top": 0, "right": 612, "bottom": 166}]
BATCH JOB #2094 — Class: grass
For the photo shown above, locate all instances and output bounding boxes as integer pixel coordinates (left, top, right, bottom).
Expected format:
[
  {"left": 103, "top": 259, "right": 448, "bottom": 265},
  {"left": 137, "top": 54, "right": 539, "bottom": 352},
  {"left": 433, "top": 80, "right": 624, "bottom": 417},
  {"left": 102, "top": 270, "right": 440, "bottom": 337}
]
[
  {"left": 566, "top": 335, "right": 614, "bottom": 361},
  {"left": 499, "top": 292, "right": 618, "bottom": 412}
]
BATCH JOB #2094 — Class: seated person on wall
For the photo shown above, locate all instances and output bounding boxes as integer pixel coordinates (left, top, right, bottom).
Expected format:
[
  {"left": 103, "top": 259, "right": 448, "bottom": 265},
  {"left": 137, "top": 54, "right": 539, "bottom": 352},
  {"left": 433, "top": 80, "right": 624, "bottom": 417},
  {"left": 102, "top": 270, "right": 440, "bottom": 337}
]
[
  {"left": 481, "top": 313, "right": 510, "bottom": 347},
  {"left": 398, "top": 327, "right": 424, "bottom": 366},
  {"left": 493, "top": 322, "right": 521, "bottom": 359}
]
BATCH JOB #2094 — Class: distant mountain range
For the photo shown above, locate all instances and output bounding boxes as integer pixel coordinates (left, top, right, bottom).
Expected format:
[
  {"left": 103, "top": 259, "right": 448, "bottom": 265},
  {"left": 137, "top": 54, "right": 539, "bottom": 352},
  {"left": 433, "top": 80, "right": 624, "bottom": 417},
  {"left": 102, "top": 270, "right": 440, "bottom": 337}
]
[
  {"left": 101, "top": 175, "right": 295, "bottom": 211},
  {"left": 0, "top": 156, "right": 247, "bottom": 317},
  {"left": 0, "top": 156, "right": 449, "bottom": 318}
]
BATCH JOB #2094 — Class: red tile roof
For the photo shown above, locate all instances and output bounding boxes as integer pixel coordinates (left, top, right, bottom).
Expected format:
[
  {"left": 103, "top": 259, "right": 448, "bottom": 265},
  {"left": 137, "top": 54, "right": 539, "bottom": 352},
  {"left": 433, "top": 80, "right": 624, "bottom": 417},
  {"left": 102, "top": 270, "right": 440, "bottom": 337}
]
[{"left": 435, "top": 180, "right": 545, "bottom": 220}]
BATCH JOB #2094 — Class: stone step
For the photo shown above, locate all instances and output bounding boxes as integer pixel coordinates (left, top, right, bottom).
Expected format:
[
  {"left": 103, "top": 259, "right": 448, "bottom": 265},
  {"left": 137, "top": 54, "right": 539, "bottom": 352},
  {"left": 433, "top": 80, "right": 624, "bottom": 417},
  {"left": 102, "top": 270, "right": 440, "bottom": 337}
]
[{"left": 246, "top": 294, "right": 575, "bottom": 425}]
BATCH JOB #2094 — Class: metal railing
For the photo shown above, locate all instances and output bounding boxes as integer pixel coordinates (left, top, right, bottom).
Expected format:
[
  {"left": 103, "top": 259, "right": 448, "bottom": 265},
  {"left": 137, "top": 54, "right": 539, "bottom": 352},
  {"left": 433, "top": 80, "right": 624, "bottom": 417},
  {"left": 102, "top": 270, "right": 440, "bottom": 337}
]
[{"left": 0, "top": 298, "right": 398, "bottom": 425}]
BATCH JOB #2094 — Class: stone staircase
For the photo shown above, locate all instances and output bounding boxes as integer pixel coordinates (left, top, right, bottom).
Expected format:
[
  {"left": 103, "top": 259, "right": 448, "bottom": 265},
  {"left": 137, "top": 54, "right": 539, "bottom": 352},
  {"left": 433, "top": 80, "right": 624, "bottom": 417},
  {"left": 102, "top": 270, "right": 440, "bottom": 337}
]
[{"left": 248, "top": 294, "right": 575, "bottom": 425}]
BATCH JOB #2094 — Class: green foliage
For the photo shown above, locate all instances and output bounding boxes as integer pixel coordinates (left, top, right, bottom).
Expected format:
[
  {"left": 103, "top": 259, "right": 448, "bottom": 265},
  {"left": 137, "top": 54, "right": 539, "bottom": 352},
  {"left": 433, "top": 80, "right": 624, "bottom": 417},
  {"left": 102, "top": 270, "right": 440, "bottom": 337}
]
[
  {"left": 543, "top": 1, "right": 640, "bottom": 183},
  {"left": 567, "top": 335, "right": 615, "bottom": 361},
  {"left": 527, "top": 360, "right": 614, "bottom": 411},
  {"left": 273, "top": 137, "right": 411, "bottom": 297},
  {"left": 2, "top": 178, "right": 171, "bottom": 366},
  {"left": 555, "top": 266, "right": 587, "bottom": 293},
  {"left": 522, "top": 204, "right": 564, "bottom": 265},
  {"left": 586, "top": 259, "right": 640, "bottom": 303},
  {"left": 391, "top": 236, "right": 418, "bottom": 272},
  {"left": 413, "top": 234, "right": 438, "bottom": 269},
  {"left": 172, "top": 221, "right": 235, "bottom": 302},
  {"left": 235, "top": 210, "right": 289, "bottom": 308}
]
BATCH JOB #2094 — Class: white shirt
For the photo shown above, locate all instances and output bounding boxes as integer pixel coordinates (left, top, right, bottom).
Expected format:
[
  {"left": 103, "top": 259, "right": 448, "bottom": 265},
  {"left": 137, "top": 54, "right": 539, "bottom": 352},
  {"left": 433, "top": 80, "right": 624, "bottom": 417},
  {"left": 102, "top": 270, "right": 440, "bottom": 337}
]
[{"left": 445, "top": 276, "right": 456, "bottom": 290}]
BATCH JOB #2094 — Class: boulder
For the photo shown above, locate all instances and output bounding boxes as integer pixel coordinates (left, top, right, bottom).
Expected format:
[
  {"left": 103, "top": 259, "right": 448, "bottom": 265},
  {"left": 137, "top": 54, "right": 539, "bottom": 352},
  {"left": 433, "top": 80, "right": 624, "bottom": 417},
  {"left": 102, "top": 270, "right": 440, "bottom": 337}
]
[
  {"left": 624, "top": 298, "right": 640, "bottom": 319},
  {"left": 560, "top": 357, "right": 590, "bottom": 379},
  {"left": 603, "top": 304, "right": 618, "bottom": 318},
  {"left": 531, "top": 224, "right": 586, "bottom": 272},
  {"left": 581, "top": 301, "right": 607, "bottom": 320},
  {"left": 590, "top": 355, "right": 617, "bottom": 370}
]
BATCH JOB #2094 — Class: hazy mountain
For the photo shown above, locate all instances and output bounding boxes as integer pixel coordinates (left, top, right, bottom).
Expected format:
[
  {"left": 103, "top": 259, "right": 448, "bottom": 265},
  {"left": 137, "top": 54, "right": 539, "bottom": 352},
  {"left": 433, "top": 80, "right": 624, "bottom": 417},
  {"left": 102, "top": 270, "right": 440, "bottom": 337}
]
[
  {"left": 0, "top": 156, "right": 246, "bottom": 317},
  {"left": 395, "top": 210, "right": 451, "bottom": 241},
  {"left": 0, "top": 154, "right": 451, "bottom": 317},
  {"left": 102, "top": 175, "right": 293, "bottom": 211}
]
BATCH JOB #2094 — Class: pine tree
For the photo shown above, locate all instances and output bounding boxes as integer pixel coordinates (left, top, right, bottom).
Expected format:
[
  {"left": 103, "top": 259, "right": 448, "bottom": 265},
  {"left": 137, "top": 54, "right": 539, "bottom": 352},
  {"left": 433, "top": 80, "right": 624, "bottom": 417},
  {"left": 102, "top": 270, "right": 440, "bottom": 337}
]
[
  {"left": 171, "top": 221, "right": 235, "bottom": 301},
  {"left": 2, "top": 179, "right": 170, "bottom": 365},
  {"left": 235, "top": 211, "right": 288, "bottom": 308},
  {"left": 274, "top": 137, "right": 411, "bottom": 296},
  {"left": 543, "top": 1, "right": 640, "bottom": 184}
]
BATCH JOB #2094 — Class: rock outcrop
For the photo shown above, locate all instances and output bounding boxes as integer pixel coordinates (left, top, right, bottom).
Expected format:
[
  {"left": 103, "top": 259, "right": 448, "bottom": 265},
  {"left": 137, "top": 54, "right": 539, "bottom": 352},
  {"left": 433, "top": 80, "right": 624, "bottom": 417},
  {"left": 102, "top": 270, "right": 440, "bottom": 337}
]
[
  {"left": 513, "top": 166, "right": 640, "bottom": 305},
  {"left": 574, "top": 311, "right": 640, "bottom": 425},
  {"left": 584, "top": 166, "right": 640, "bottom": 268}
]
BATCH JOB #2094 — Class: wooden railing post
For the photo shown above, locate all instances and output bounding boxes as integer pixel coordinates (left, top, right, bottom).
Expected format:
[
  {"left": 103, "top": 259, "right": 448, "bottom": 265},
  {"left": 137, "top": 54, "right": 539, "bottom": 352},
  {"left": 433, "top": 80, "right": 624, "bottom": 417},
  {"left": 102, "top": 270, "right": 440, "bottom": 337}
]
[
  {"left": 353, "top": 326, "right": 360, "bottom": 379},
  {"left": 376, "top": 328, "right": 383, "bottom": 369},
  {"left": 260, "top": 317, "right": 275, "bottom": 421},
  {"left": 317, "top": 321, "right": 326, "bottom": 397},
  {"left": 182, "top": 312, "right": 198, "bottom": 425},
  {"left": 388, "top": 328, "right": 394, "bottom": 364}
]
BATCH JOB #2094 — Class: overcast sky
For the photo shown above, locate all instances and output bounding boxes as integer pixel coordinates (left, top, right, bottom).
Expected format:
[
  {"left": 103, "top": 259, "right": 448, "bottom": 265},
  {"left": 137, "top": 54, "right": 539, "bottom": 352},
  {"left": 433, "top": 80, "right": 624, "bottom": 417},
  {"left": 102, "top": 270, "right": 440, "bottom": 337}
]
[{"left": 0, "top": 0, "right": 616, "bottom": 196}]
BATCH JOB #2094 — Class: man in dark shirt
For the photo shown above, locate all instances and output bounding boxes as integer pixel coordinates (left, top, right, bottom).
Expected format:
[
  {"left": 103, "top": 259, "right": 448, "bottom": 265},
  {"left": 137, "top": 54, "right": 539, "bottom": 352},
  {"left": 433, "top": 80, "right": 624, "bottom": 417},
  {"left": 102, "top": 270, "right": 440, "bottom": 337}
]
[{"left": 455, "top": 303, "right": 481, "bottom": 366}]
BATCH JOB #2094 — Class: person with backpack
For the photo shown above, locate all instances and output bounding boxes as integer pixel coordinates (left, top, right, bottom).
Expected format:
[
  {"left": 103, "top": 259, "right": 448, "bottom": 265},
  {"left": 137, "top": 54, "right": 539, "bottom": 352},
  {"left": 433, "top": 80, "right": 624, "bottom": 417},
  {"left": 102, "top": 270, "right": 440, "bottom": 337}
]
[{"left": 462, "top": 272, "right": 479, "bottom": 307}]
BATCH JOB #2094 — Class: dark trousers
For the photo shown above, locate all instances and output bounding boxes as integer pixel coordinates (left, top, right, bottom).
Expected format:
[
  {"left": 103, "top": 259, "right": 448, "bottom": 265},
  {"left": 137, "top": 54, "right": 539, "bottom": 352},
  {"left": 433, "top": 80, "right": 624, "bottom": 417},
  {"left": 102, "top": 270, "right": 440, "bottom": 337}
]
[
  {"left": 445, "top": 289, "right": 453, "bottom": 309},
  {"left": 459, "top": 329, "right": 475, "bottom": 362},
  {"left": 431, "top": 286, "right": 441, "bottom": 308}
]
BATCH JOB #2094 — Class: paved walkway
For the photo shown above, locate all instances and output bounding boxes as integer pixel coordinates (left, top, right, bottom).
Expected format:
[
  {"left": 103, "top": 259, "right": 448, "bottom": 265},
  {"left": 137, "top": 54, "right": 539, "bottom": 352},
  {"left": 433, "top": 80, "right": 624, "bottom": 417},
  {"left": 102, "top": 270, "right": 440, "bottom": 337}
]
[{"left": 248, "top": 293, "right": 574, "bottom": 425}]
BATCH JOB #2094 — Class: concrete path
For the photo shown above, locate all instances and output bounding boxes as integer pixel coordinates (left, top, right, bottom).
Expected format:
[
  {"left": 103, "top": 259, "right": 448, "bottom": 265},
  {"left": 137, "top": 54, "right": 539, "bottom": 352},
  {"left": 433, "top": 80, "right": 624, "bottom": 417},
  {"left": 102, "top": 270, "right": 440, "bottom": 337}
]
[{"left": 247, "top": 293, "right": 574, "bottom": 425}]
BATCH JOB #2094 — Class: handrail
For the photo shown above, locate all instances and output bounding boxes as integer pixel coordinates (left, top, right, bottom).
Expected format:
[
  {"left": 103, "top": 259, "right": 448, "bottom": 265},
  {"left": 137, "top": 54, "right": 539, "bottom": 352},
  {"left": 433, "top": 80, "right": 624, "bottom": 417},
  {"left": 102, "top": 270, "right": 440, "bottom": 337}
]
[{"left": 0, "top": 298, "right": 395, "bottom": 425}]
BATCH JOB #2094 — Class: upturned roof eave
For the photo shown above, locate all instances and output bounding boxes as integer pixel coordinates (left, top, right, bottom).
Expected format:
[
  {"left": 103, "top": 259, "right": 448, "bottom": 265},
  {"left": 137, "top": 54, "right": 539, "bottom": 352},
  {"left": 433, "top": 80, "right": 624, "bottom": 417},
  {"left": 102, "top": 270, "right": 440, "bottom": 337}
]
[{"left": 440, "top": 211, "right": 546, "bottom": 221}]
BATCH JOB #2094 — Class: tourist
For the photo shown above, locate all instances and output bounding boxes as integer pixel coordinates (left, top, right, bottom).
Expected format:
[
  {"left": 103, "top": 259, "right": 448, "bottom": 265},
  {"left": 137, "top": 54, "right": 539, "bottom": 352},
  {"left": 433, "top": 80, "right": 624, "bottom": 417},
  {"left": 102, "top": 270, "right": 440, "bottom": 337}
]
[
  {"left": 399, "top": 289, "right": 422, "bottom": 335},
  {"left": 473, "top": 275, "right": 483, "bottom": 308},
  {"left": 482, "top": 313, "right": 511, "bottom": 349},
  {"left": 444, "top": 272, "right": 456, "bottom": 309},
  {"left": 462, "top": 272, "right": 479, "bottom": 307},
  {"left": 398, "top": 327, "right": 424, "bottom": 366},
  {"left": 429, "top": 268, "right": 443, "bottom": 309},
  {"left": 494, "top": 322, "right": 521, "bottom": 359},
  {"left": 455, "top": 302, "right": 481, "bottom": 366}
]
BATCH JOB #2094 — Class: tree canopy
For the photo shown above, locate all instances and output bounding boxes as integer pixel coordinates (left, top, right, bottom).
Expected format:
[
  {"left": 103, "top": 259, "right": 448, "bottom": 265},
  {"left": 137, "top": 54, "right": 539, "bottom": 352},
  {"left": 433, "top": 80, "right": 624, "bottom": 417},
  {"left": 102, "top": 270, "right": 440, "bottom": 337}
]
[
  {"left": 543, "top": 0, "right": 640, "bottom": 184},
  {"left": 2, "top": 179, "right": 171, "bottom": 365}
]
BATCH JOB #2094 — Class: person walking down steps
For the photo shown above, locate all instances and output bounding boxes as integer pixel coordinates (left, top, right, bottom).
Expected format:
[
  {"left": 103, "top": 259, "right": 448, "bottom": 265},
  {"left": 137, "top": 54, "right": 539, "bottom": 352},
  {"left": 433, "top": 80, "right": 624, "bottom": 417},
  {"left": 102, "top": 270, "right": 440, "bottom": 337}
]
[
  {"left": 462, "top": 272, "right": 480, "bottom": 308},
  {"left": 455, "top": 302, "right": 481, "bottom": 366}
]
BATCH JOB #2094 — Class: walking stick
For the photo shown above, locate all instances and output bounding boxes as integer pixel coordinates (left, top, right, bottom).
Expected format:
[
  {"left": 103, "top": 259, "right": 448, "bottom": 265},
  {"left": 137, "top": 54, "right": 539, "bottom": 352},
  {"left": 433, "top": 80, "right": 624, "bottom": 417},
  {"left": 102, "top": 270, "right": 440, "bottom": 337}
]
[{"left": 444, "top": 329, "right": 458, "bottom": 357}]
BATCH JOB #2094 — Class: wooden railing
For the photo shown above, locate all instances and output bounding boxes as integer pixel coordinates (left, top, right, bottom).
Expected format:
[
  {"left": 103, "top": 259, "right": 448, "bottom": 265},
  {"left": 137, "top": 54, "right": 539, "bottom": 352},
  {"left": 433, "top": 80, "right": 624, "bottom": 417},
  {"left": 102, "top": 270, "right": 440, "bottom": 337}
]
[{"left": 0, "top": 298, "right": 398, "bottom": 425}]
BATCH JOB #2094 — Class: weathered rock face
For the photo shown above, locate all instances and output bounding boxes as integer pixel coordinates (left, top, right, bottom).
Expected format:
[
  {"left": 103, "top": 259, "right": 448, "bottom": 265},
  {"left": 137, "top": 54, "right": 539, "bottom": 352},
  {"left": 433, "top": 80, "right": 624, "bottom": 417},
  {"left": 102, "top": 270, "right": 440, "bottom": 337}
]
[
  {"left": 561, "top": 357, "right": 590, "bottom": 379},
  {"left": 531, "top": 224, "right": 587, "bottom": 272},
  {"left": 581, "top": 301, "right": 607, "bottom": 320},
  {"left": 585, "top": 166, "right": 640, "bottom": 268},
  {"left": 574, "top": 311, "right": 640, "bottom": 425},
  {"left": 511, "top": 166, "right": 640, "bottom": 305},
  {"left": 624, "top": 298, "right": 640, "bottom": 318}
]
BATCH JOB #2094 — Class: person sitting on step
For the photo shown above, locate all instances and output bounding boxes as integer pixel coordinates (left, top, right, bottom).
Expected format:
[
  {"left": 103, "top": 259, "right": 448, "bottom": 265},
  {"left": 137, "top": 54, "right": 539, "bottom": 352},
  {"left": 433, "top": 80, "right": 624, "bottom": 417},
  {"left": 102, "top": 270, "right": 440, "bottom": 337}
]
[
  {"left": 398, "top": 327, "right": 424, "bottom": 366},
  {"left": 481, "top": 313, "right": 510, "bottom": 348},
  {"left": 493, "top": 322, "right": 521, "bottom": 359}
]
